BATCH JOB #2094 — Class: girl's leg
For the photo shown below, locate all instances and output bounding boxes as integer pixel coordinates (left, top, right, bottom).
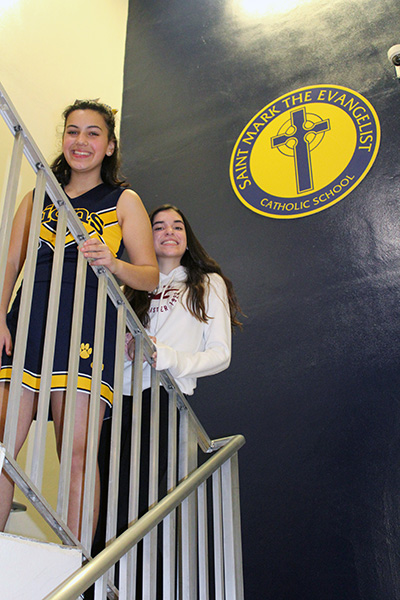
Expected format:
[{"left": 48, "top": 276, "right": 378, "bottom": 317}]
[
  {"left": 0, "top": 383, "right": 37, "bottom": 530},
  {"left": 51, "top": 390, "right": 106, "bottom": 541}
]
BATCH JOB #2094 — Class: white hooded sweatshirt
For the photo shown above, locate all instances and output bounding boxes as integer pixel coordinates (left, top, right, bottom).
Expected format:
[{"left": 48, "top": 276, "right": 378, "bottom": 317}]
[{"left": 123, "top": 266, "right": 231, "bottom": 395}]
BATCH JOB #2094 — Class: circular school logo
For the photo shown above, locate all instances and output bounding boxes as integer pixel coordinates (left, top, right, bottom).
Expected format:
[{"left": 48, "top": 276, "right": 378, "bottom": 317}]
[{"left": 230, "top": 85, "right": 380, "bottom": 219}]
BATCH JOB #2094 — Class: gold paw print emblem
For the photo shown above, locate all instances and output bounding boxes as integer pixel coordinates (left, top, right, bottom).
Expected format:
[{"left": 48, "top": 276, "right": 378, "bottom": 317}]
[{"left": 80, "top": 343, "right": 93, "bottom": 359}]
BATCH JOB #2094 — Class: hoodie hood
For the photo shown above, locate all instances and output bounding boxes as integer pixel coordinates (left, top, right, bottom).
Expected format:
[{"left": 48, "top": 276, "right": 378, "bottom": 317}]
[{"left": 157, "top": 265, "right": 187, "bottom": 290}]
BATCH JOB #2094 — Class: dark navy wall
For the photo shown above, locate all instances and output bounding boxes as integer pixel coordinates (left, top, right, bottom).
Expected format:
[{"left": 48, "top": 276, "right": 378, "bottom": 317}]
[{"left": 121, "top": 1, "right": 400, "bottom": 597}]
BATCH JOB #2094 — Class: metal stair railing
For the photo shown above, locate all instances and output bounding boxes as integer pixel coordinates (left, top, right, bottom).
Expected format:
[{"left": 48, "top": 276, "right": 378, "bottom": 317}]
[
  {"left": 0, "top": 82, "right": 245, "bottom": 599},
  {"left": 44, "top": 433, "right": 245, "bottom": 600}
]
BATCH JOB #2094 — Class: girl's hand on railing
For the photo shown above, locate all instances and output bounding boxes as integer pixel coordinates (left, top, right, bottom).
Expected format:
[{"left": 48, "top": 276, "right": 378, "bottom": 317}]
[
  {"left": 80, "top": 238, "right": 117, "bottom": 272},
  {"left": 125, "top": 332, "right": 157, "bottom": 366},
  {"left": 125, "top": 332, "right": 135, "bottom": 360},
  {"left": 149, "top": 336, "right": 157, "bottom": 368}
]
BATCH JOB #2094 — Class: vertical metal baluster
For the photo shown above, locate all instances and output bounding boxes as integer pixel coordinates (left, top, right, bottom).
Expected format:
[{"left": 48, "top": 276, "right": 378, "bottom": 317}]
[
  {"left": 0, "top": 129, "right": 24, "bottom": 305},
  {"left": 118, "top": 554, "right": 130, "bottom": 600},
  {"left": 197, "top": 480, "right": 209, "bottom": 600},
  {"left": 148, "top": 370, "right": 161, "bottom": 509},
  {"left": 178, "top": 409, "right": 198, "bottom": 600},
  {"left": 94, "top": 572, "right": 108, "bottom": 600},
  {"left": 104, "top": 303, "right": 126, "bottom": 572},
  {"left": 30, "top": 204, "right": 67, "bottom": 489},
  {"left": 4, "top": 169, "right": 46, "bottom": 456},
  {"left": 221, "top": 454, "right": 244, "bottom": 600},
  {"left": 142, "top": 367, "right": 160, "bottom": 600},
  {"left": 212, "top": 469, "right": 224, "bottom": 600},
  {"left": 119, "top": 331, "right": 143, "bottom": 600},
  {"left": 81, "top": 273, "right": 107, "bottom": 552},
  {"left": 57, "top": 249, "right": 87, "bottom": 522},
  {"left": 164, "top": 389, "right": 178, "bottom": 600}
]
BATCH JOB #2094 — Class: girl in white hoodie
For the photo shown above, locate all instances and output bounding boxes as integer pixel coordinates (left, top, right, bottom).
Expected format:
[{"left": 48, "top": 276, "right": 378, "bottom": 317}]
[
  {"left": 123, "top": 204, "right": 241, "bottom": 395},
  {"left": 94, "top": 205, "right": 242, "bottom": 576}
]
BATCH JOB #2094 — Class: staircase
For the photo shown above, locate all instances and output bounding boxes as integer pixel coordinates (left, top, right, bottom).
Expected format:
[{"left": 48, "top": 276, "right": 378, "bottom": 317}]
[{"left": 0, "top": 82, "right": 245, "bottom": 600}]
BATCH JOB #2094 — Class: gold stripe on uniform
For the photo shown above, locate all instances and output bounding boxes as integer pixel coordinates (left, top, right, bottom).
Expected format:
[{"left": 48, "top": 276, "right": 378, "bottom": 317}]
[{"left": 0, "top": 367, "right": 114, "bottom": 405}]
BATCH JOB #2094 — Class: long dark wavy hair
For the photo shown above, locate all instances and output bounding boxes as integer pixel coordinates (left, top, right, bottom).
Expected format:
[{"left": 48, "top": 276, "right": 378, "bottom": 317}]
[
  {"left": 124, "top": 204, "right": 243, "bottom": 329},
  {"left": 50, "top": 99, "right": 127, "bottom": 187}
]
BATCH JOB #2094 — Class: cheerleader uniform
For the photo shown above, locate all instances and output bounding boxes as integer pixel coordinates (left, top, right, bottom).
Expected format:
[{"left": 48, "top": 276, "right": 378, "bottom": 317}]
[{"left": 0, "top": 182, "right": 125, "bottom": 408}]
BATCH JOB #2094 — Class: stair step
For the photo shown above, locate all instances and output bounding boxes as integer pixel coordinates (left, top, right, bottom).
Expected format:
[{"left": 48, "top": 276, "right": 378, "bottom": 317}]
[{"left": 0, "top": 531, "right": 82, "bottom": 599}]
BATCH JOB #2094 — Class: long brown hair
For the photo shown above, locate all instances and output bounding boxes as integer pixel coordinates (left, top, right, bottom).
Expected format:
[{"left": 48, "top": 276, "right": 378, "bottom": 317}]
[
  {"left": 50, "top": 99, "right": 128, "bottom": 187},
  {"left": 124, "top": 204, "right": 243, "bottom": 329}
]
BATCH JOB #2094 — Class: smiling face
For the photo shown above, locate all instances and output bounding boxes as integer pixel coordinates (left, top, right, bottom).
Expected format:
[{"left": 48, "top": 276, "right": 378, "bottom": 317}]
[
  {"left": 62, "top": 109, "right": 115, "bottom": 180},
  {"left": 152, "top": 209, "right": 187, "bottom": 273}
]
